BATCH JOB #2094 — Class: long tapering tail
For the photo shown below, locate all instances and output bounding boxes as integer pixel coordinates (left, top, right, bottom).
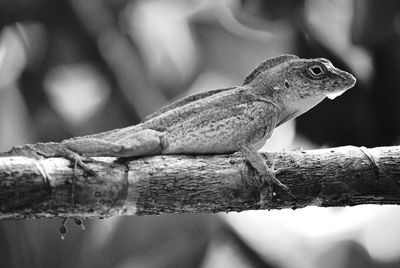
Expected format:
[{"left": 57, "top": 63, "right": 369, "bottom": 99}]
[{"left": 0, "top": 142, "right": 62, "bottom": 159}]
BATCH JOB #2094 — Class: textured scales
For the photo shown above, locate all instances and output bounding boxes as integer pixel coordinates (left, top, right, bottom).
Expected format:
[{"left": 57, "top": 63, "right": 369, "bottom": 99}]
[{"left": 1, "top": 55, "right": 356, "bottom": 203}]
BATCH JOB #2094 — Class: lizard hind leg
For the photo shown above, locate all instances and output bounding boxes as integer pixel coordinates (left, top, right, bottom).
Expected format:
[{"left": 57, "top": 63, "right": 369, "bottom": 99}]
[
  {"left": 61, "top": 128, "right": 165, "bottom": 158},
  {"left": 36, "top": 145, "right": 95, "bottom": 175},
  {"left": 38, "top": 144, "right": 98, "bottom": 211}
]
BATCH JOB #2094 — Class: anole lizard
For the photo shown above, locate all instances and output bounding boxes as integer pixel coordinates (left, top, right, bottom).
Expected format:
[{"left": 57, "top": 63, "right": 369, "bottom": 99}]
[{"left": 1, "top": 54, "right": 356, "bottom": 207}]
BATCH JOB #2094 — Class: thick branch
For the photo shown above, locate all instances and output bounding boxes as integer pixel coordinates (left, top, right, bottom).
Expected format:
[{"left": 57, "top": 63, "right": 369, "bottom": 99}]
[{"left": 0, "top": 146, "right": 399, "bottom": 220}]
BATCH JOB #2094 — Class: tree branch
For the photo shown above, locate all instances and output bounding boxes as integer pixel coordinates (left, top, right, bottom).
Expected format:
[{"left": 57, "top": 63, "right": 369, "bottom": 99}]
[{"left": 1, "top": 146, "right": 399, "bottom": 220}]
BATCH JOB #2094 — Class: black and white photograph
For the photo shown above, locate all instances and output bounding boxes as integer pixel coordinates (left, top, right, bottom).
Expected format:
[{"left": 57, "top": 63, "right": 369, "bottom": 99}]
[{"left": 0, "top": 1, "right": 399, "bottom": 267}]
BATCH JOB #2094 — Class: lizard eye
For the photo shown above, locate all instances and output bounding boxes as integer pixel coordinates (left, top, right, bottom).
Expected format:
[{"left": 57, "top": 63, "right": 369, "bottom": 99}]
[{"left": 308, "top": 65, "right": 325, "bottom": 77}]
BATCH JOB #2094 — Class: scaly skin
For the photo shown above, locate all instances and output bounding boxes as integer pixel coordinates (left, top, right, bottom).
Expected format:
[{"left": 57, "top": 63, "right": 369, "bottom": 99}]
[{"left": 1, "top": 55, "right": 356, "bottom": 204}]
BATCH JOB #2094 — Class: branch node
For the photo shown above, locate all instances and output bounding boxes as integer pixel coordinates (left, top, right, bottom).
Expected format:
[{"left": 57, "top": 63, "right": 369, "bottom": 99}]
[{"left": 358, "top": 146, "right": 380, "bottom": 182}]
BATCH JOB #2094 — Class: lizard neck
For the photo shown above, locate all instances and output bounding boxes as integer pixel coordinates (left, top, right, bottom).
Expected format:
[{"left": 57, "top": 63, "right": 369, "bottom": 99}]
[
  {"left": 250, "top": 88, "right": 289, "bottom": 126},
  {"left": 246, "top": 84, "right": 326, "bottom": 127},
  {"left": 277, "top": 93, "right": 326, "bottom": 126}
]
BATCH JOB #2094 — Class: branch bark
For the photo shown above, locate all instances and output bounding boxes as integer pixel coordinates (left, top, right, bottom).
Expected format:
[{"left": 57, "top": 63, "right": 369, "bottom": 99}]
[{"left": 1, "top": 146, "right": 399, "bottom": 220}]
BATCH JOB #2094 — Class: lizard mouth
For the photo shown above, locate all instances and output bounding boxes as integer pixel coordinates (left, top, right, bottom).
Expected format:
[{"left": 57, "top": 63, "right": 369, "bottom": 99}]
[{"left": 326, "top": 90, "right": 347, "bottom": 100}]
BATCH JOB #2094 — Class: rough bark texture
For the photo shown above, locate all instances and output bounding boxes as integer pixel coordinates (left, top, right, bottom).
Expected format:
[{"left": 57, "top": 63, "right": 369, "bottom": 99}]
[{"left": 0, "top": 146, "right": 399, "bottom": 220}]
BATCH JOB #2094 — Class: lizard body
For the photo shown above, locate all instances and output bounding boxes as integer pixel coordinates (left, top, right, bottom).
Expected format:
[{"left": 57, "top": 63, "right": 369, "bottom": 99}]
[{"left": 1, "top": 54, "right": 356, "bottom": 202}]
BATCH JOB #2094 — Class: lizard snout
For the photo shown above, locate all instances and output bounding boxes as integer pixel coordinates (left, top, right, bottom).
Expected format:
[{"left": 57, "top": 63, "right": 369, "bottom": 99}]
[
  {"left": 338, "top": 69, "right": 356, "bottom": 89},
  {"left": 325, "top": 68, "right": 356, "bottom": 100}
]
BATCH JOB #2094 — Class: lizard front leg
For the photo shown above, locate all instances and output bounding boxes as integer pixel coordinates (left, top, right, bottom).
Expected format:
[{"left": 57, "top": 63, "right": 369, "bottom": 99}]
[{"left": 237, "top": 141, "right": 294, "bottom": 205}]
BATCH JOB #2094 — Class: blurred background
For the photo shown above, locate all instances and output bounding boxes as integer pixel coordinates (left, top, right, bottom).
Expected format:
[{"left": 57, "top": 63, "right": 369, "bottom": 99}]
[{"left": 1, "top": 0, "right": 400, "bottom": 267}]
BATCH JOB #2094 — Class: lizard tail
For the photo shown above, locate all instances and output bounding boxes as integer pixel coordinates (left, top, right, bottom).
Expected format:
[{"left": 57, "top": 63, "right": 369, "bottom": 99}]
[{"left": 0, "top": 142, "right": 62, "bottom": 159}]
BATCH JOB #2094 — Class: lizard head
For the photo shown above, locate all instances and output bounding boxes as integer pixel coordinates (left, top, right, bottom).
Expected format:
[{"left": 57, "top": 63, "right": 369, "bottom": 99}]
[
  {"left": 244, "top": 55, "right": 356, "bottom": 122},
  {"left": 281, "top": 57, "right": 356, "bottom": 100},
  {"left": 248, "top": 56, "right": 356, "bottom": 120}
]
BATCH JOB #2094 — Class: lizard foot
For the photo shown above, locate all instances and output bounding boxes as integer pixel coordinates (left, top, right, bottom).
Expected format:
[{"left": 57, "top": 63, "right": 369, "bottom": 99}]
[
  {"left": 259, "top": 161, "right": 295, "bottom": 206},
  {"left": 59, "top": 217, "right": 85, "bottom": 240},
  {"left": 37, "top": 147, "right": 98, "bottom": 177},
  {"left": 37, "top": 147, "right": 100, "bottom": 211}
]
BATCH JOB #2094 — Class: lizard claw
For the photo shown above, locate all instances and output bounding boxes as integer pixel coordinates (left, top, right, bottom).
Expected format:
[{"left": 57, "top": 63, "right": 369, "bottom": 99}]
[
  {"left": 257, "top": 161, "right": 295, "bottom": 205},
  {"left": 269, "top": 160, "right": 285, "bottom": 176},
  {"left": 36, "top": 147, "right": 97, "bottom": 177},
  {"left": 268, "top": 160, "right": 295, "bottom": 197},
  {"left": 73, "top": 156, "right": 97, "bottom": 177}
]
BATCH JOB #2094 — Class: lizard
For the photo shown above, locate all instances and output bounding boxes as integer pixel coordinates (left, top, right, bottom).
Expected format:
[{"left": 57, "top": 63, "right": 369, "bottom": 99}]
[{"left": 1, "top": 54, "right": 356, "bottom": 235}]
